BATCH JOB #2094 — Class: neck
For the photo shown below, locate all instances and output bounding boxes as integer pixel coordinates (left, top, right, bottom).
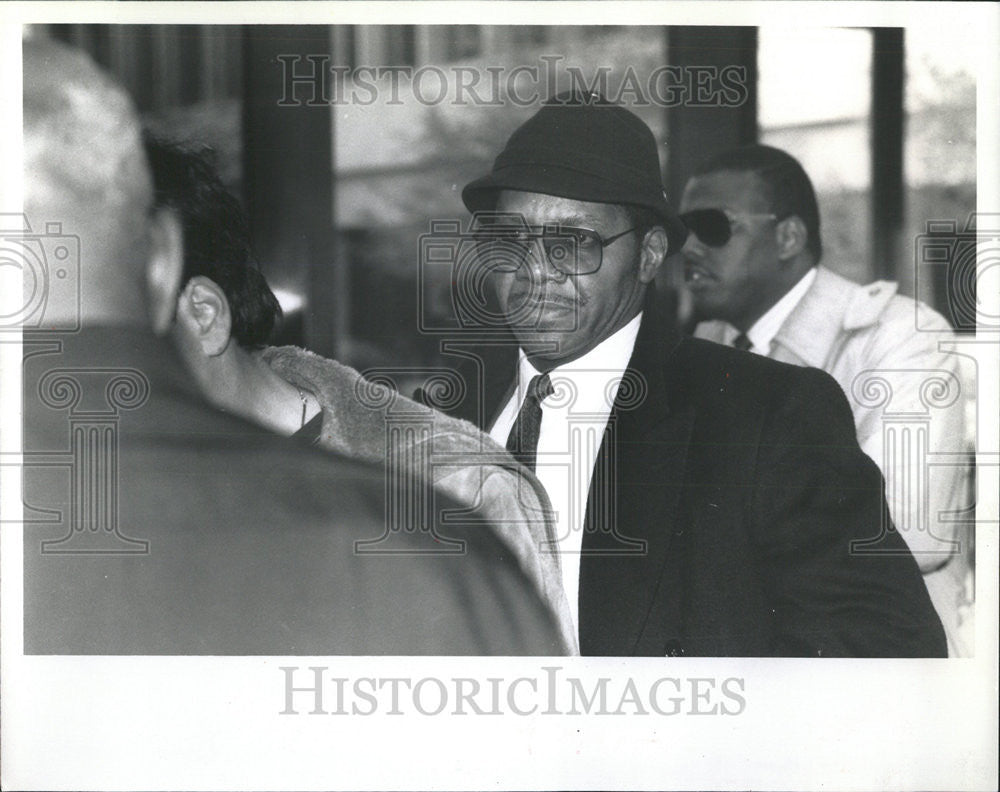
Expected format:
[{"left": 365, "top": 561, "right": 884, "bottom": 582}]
[
  {"left": 732, "top": 265, "right": 812, "bottom": 332},
  {"left": 200, "top": 346, "right": 319, "bottom": 436},
  {"left": 526, "top": 287, "right": 646, "bottom": 371},
  {"left": 731, "top": 307, "right": 769, "bottom": 334}
]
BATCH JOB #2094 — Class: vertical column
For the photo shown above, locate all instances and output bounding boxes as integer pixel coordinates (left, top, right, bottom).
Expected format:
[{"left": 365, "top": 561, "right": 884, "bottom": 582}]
[
  {"left": 849, "top": 367, "right": 963, "bottom": 558},
  {"left": 152, "top": 26, "right": 182, "bottom": 110},
  {"left": 38, "top": 368, "right": 150, "bottom": 554},
  {"left": 664, "top": 26, "right": 758, "bottom": 206},
  {"left": 662, "top": 26, "right": 758, "bottom": 313},
  {"left": 577, "top": 415, "right": 645, "bottom": 555},
  {"left": 71, "top": 421, "right": 118, "bottom": 540},
  {"left": 242, "top": 26, "right": 336, "bottom": 354},
  {"left": 569, "top": 418, "right": 604, "bottom": 536},
  {"left": 882, "top": 417, "right": 930, "bottom": 537},
  {"left": 386, "top": 416, "right": 433, "bottom": 536},
  {"left": 871, "top": 28, "right": 906, "bottom": 283}
]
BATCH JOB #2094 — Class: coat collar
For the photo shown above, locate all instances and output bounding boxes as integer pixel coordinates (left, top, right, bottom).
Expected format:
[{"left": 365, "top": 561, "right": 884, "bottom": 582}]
[
  {"left": 698, "top": 266, "right": 899, "bottom": 369},
  {"left": 626, "top": 287, "right": 684, "bottom": 418},
  {"left": 483, "top": 287, "right": 682, "bottom": 429},
  {"left": 770, "top": 266, "right": 858, "bottom": 368}
]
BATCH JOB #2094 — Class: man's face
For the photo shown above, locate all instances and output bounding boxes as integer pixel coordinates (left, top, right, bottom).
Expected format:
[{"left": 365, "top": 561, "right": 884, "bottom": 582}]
[
  {"left": 490, "top": 190, "right": 655, "bottom": 370},
  {"left": 679, "top": 170, "right": 782, "bottom": 330}
]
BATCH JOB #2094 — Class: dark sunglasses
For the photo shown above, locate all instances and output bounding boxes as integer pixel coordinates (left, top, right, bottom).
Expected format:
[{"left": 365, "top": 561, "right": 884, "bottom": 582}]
[{"left": 680, "top": 208, "right": 778, "bottom": 248}]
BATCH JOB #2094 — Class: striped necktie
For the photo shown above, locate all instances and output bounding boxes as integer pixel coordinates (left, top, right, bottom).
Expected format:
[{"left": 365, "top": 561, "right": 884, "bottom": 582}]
[{"left": 505, "top": 373, "right": 553, "bottom": 472}]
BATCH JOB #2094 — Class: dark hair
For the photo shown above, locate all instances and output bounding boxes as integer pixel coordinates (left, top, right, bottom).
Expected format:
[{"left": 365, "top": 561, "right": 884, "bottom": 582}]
[
  {"left": 144, "top": 134, "right": 282, "bottom": 348},
  {"left": 694, "top": 144, "right": 822, "bottom": 263}
]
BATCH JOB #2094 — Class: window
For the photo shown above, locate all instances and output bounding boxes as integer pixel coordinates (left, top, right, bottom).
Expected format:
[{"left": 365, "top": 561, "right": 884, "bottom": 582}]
[
  {"left": 446, "top": 27, "right": 481, "bottom": 61},
  {"left": 902, "top": 25, "right": 976, "bottom": 326},
  {"left": 510, "top": 26, "right": 547, "bottom": 47},
  {"left": 332, "top": 25, "right": 667, "bottom": 369},
  {"left": 759, "top": 27, "right": 874, "bottom": 284}
]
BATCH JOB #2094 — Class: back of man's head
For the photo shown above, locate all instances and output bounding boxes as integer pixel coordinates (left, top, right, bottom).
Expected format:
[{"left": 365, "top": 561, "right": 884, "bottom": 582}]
[
  {"left": 694, "top": 144, "right": 822, "bottom": 264},
  {"left": 23, "top": 37, "right": 153, "bottom": 327},
  {"left": 144, "top": 136, "right": 282, "bottom": 348}
]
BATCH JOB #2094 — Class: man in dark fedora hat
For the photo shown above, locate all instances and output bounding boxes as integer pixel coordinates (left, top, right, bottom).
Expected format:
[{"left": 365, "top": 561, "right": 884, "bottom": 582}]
[{"left": 430, "top": 92, "right": 945, "bottom": 657}]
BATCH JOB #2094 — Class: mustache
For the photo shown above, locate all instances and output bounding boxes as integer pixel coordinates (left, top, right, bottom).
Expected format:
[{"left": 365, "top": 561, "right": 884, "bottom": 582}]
[{"left": 506, "top": 284, "right": 584, "bottom": 308}]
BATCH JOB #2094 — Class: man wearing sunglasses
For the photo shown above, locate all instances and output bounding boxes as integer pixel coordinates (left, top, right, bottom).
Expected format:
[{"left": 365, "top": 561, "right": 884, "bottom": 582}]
[
  {"left": 436, "top": 92, "right": 945, "bottom": 657},
  {"left": 683, "top": 144, "right": 972, "bottom": 656}
]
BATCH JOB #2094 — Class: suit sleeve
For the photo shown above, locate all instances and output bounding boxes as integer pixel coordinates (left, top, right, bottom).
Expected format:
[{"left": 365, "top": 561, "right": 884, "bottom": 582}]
[{"left": 750, "top": 365, "right": 947, "bottom": 657}]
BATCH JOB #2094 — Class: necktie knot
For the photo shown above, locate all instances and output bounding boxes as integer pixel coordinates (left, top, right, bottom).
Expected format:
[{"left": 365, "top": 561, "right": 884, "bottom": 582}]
[
  {"left": 732, "top": 333, "right": 753, "bottom": 352},
  {"left": 529, "top": 373, "right": 554, "bottom": 402}
]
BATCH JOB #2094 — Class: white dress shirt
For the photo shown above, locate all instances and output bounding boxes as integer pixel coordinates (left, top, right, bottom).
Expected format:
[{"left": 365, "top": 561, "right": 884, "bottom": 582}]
[
  {"left": 489, "top": 312, "right": 644, "bottom": 635},
  {"left": 721, "top": 268, "right": 817, "bottom": 354}
]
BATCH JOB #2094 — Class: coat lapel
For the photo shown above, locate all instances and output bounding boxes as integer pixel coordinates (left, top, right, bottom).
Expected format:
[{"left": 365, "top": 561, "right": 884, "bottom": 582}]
[
  {"left": 578, "top": 294, "right": 696, "bottom": 655},
  {"left": 770, "top": 266, "right": 852, "bottom": 368}
]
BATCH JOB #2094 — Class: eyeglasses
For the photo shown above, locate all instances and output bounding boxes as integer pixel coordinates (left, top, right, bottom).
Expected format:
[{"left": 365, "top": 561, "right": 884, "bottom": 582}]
[
  {"left": 679, "top": 208, "right": 778, "bottom": 248},
  {"left": 471, "top": 221, "right": 640, "bottom": 276}
]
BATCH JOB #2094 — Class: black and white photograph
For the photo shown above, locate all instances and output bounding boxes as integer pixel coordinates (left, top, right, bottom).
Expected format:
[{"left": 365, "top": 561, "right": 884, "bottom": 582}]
[{"left": 2, "top": 1, "right": 997, "bottom": 789}]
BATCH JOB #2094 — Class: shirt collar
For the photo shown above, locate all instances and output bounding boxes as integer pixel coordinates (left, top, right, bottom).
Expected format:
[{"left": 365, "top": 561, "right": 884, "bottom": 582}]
[
  {"left": 517, "top": 311, "right": 644, "bottom": 401},
  {"left": 725, "top": 268, "right": 817, "bottom": 353}
]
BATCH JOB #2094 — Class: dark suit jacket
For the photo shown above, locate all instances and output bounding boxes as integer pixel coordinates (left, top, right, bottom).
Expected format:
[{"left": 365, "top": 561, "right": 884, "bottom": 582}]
[
  {"left": 428, "top": 292, "right": 947, "bottom": 657},
  {"left": 22, "top": 328, "right": 563, "bottom": 655}
]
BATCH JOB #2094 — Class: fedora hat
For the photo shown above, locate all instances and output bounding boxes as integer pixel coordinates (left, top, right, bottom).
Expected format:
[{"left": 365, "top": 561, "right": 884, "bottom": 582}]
[{"left": 463, "top": 92, "right": 688, "bottom": 255}]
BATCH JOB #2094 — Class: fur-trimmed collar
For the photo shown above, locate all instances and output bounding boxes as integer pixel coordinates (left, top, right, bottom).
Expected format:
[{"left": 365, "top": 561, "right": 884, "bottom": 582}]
[{"left": 258, "top": 345, "right": 577, "bottom": 653}]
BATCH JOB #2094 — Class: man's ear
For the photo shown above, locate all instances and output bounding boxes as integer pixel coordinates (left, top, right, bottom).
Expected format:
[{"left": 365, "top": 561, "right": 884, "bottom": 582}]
[
  {"left": 638, "top": 226, "right": 669, "bottom": 284},
  {"left": 175, "top": 276, "right": 232, "bottom": 357},
  {"left": 775, "top": 215, "right": 808, "bottom": 262},
  {"left": 146, "top": 207, "right": 185, "bottom": 336}
]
